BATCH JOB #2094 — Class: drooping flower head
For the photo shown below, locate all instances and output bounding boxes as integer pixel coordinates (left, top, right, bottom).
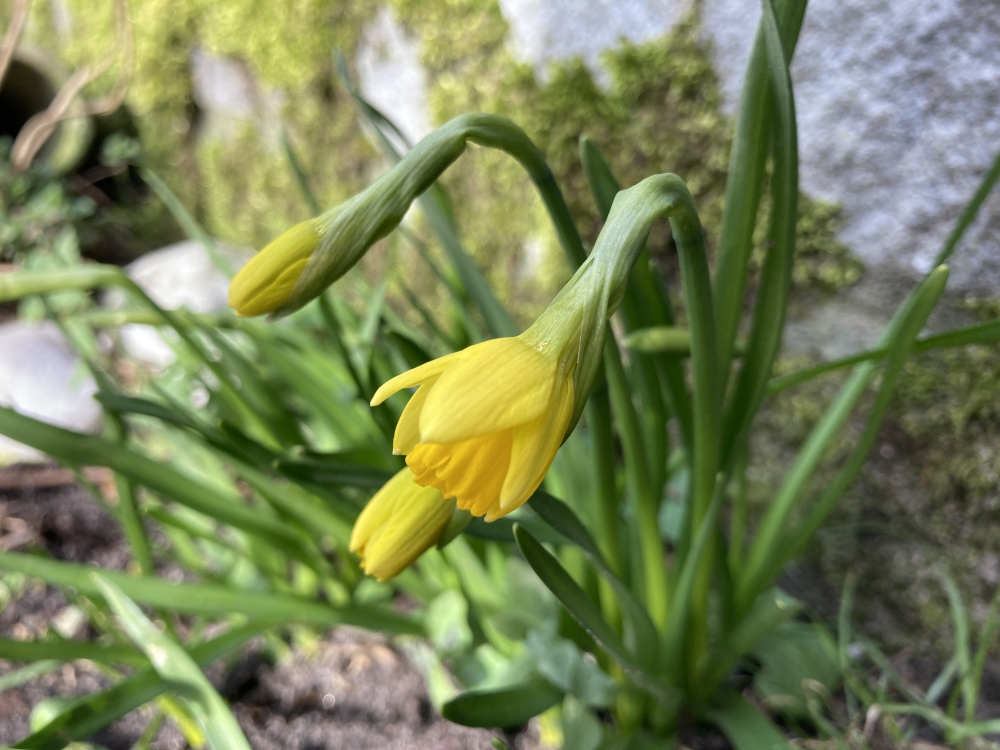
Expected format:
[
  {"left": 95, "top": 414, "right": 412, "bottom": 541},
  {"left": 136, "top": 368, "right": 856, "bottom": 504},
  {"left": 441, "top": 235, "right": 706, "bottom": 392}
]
[
  {"left": 349, "top": 468, "right": 457, "bottom": 581},
  {"left": 370, "top": 262, "right": 604, "bottom": 521}
]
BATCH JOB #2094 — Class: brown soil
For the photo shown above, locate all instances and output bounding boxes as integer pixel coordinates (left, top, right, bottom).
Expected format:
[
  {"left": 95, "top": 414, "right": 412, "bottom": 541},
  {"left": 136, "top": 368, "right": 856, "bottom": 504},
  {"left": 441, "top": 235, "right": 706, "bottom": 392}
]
[{"left": 0, "top": 474, "right": 533, "bottom": 749}]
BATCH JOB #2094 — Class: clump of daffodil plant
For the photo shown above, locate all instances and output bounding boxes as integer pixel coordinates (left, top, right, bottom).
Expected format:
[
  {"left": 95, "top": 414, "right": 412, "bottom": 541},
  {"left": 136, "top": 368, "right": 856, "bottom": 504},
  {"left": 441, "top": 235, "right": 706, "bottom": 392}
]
[{"left": 4, "top": 3, "right": 999, "bottom": 748}]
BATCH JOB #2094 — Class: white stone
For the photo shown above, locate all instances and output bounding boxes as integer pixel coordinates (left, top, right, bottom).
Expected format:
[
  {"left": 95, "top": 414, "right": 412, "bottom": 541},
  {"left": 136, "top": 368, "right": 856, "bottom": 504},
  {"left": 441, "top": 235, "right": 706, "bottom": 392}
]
[
  {"left": 498, "top": 0, "right": 692, "bottom": 84},
  {"left": 356, "top": 6, "right": 433, "bottom": 146},
  {"left": 0, "top": 320, "right": 101, "bottom": 465},
  {"left": 701, "top": 0, "right": 1000, "bottom": 293},
  {"left": 103, "top": 240, "right": 252, "bottom": 368}
]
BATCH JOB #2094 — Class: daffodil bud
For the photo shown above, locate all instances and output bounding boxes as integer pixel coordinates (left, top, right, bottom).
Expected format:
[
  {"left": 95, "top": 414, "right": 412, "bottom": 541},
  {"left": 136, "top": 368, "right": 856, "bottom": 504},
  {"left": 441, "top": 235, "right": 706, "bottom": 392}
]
[
  {"left": 229, "top": 113, "right": 582, "bottom": 317},
  {"left": 370, "top": 173, "right": 708, "bottom": 523},
  {"left": 228, "top": 217, "right": 325, "bottom": 317},
  {"left": 349, "top": 468, "right": 456, "bottom": 581}
]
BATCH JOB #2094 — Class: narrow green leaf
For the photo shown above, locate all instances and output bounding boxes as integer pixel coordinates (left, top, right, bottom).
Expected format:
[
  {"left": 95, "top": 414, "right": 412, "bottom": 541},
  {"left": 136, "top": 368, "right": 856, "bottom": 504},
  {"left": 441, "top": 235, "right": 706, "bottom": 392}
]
[
  {"left": 699, "top": 588, "right": 801, "bottom": 701},
  {"left": 935, "top": 145, "right": 1000, "bottom": 266},
  {"left": 712, "top": 0, "right": 807, "bottom": 382},
  {"left": 12, "top": 622, "right": 268, "bottom": 750},
  {"left": 0, "top": 638, "right": 147, "bottom": 667},
  {"left": 768, "top": 316, "right": 1000, "bottom": 393},
  {"left": 720, "top": 0, "right": 801, "bottom": 471},
  {"left": 95, "top": 576, "right": 253, "bottom": 750},
  {"left": 528, "top": 492, "right": 658, "bottom": 667},
  {"left": 0, "top": 406, "right": 309, "bottom": 559},
  {"left": 0, "top": 661, "right": 62, "bottom": 692},
  {"left": 441, "top": 678, "right": 563, "bottom": 729},
  {"left": 0, "top": 551, "right": 421, "bottom": 634},
  {"left": 281, "top": 127, "right": 322, "bottom": 216},
  {"left": 513, "top": 525, "right": 678, "bottom": 710},
  {"left": 623, "top": 327, "right": 691, "bottom": 354},
  {"left": 740, "top": 266, "right": 950, "bottom": 610},
  {"left": 0, "top": 265, "right": 124, "bottom": 302},
  {"left": 140, "top": 168, "right": 235, "bottom": 277},
  {"left": 937, "top": 567, "right": 975, "bottom": 721},
  {"left": 708, "top": 693, "right": 793, "bottom": 750}
]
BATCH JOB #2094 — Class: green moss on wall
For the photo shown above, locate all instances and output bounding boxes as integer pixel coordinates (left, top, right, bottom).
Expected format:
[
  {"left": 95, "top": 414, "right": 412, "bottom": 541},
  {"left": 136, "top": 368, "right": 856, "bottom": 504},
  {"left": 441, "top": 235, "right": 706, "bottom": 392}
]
[
  {"left": 390, "top": 1, "right": 861, "bottom": 319},
  {"left": 26, "top": 0, "right": 377, "bottom": 252}
]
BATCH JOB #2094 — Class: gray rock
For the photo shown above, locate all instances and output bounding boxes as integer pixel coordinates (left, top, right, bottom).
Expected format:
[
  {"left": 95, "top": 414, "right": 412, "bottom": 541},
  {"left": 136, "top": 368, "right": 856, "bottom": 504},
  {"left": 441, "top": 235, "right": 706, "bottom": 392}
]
[
  {"left": 702, "top": 0, "right": 1000, "bottom": 293},
  {"left": 356, "top": 6, "right": 432, "bottom": 146},
  {"left": 104, "top": 240, "right": 252, "bottom": 368},
  {"left": 0, "top": 321, "right": 101, "bottom": 465},
  {"left": 498, "top": 0, "right": 692, "bottom": 84}
]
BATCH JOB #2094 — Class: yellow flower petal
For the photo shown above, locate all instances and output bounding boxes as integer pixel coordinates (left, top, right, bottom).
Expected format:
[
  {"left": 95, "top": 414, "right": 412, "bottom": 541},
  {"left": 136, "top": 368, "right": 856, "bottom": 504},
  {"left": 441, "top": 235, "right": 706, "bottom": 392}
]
[
  {"left": 407, "top": 429, "right": 512, "bottom": 514},
  {"left": 349, "top": 468, "right": 454, "bottom": 581},
  {"left": 492, "top": 375, "right": 574, "bottom": 520},
  {"left": 393, "top": 379, "right": 437, "bottom": 455},
  {"left": 370, "top": 348, "right": 470, "bottom": 406},
  {"left": 419, "top": 337, "right": 557, "bottom": 445}
]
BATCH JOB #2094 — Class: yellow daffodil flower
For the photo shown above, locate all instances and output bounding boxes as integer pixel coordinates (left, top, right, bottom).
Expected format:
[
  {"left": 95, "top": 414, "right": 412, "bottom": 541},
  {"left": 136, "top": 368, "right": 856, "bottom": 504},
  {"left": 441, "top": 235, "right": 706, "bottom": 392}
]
[
  {"left": 371, "top": 310, "right": 581, "bottom": 521},
  {"left": 349, "top": 468, "right": 456, "bottom": 581}
]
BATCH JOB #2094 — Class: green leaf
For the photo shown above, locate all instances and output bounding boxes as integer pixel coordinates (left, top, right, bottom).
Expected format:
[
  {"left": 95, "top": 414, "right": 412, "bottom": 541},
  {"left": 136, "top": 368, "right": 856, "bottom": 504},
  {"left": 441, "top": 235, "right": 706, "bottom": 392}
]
[
  {"left": 526, "top": 625, "right": 617, "bottom": 708},
  {"left": 768, "top": 317, "right": 1000, "bottom": 394},
  {"left": 0, "top": 661, "right": 62, "bottom": 692},
  {"left": 274, "top": 456, "right": 394, "bottom": 490},
  {"left": 560, "top": 695, "right": 604, "bottom": 750},
  {"left": 738, "top": 265, "right": 950, "bottom": 612},
  {"left": 425, "top": 589, "right": 473, "bottom": 656},
  {"left": 528, "top": 491, "right": 658, "bottom": 668},
  {"left": 699, "top": 588, "right": 801, "bottom": 701},
  {"left": 94, "top": 576, "right": 253, "bottom": 750},
  {"left": 712, "top": 0, "right": 807, "bottom": 382},
  {"left": 0, "top": 638, "right": 147, "bottom": 667},
  {"left": 720, "top": 0, "right": 802, "bottom": 471},
  {"left": 0, "top": 406, "right": 311, "bottom": 562},
  {"left": 12, "top": 622, "right": 267, "bottom": 750},
  {"left": 752, "top": 622, "right": 840, "bottom": 719},
  {"left": 513, "top": 525, "right": 678, "bottom": 711},
  {"left": 708, "top": 693, "right": 792, "bottom": 750},
  {"left": 0, "top": 551, "right": 422, "bottom": 634},
  {"left": 441, "top": 677, "right": 563, "bottom": 728}
]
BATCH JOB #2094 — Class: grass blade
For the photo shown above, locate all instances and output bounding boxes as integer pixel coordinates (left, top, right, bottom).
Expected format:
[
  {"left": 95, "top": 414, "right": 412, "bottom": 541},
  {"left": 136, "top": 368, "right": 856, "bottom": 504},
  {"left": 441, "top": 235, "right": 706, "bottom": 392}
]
[
  {"left": 95, "top": 576, "right": 252, "bottom": 750},
  {"left": 513, "top": 524, "right": 678, "bottom": 710},
  {"left": 0, "top": 551, "right": 421, "bottom": 634},
  {"left": 720, "top": 0, "right": 801, "bottom": 471},
  {"left": 739, "top": 266, "right": 950, "bottom": 611},
  {"left": 712, "top": 0, "right": 807, "bottom": 382},
  {"left": 0, "top": 638, "right": 147, "bottom": 667}
]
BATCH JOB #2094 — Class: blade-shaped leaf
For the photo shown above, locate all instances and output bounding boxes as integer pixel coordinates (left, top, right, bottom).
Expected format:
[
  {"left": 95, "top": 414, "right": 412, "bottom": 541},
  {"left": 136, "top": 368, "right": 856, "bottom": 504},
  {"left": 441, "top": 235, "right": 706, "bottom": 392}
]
[
  {"left": 708, "top": 693, "right": 793, "bottom": 750},
  {"left": 441, "top": 678, "right": 563, "bottom": 729},
  {"left": 13, "top": 622, "right": 269, "bottom": 750},
  {"left": 95, "top": 576, "right": 252, "bottom": 750},
  {"left": 513, "top": 525, "right": 678, "bottom": 710},
  {"left": 0, "top": 551, "right": 421, "bottom": 634}
]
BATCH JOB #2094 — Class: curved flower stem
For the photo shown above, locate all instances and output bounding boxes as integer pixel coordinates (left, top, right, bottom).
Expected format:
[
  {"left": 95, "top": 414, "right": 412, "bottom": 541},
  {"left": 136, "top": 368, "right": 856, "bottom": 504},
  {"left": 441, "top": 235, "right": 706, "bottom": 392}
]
[
  {"left": 289, "top": 113, "right": 586, "bottom": 317},
  {"left": 590, "top": 174, "right": 719, "bottom": 647}
]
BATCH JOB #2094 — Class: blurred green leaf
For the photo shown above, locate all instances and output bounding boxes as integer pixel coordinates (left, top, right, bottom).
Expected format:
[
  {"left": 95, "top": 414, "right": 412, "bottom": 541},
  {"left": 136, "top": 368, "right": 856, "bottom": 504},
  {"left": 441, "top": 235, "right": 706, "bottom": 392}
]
[
  {"left": 526, "top": 625, "right": 617, "bottom": 708},
  {"left": 14, "top": 621, "right": 268, "bottom": 750},
  {"left": 0, "top": 638, "right": 147, "bottom": 667},
  {"left": 0, "top": 551, "right": 421, "bottom": 634},
  {"left": 561, "top": 695, "right": 604, "bottom": 750},
  {"left": 708, "top": 693, "right": 792, "bottom": 750},
  {"left": 752, "top": 622, "right": 840, "bottom": 719},
  {"left": 441, "top": 677, "right": 563, "bottom": 729},
  {"left": 95, "top": 576, "right": 252, "bottom": 750},
  {"left": 0, "top": 661, "right": 61, "bottom": 692}
]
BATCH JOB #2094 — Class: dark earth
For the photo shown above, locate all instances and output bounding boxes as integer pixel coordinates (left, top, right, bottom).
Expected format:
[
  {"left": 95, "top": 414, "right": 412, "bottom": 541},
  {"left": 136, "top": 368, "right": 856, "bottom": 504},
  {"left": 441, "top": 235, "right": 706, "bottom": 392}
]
[{"left": 0, "top": 473, "right": 536, "bottom": 749}]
